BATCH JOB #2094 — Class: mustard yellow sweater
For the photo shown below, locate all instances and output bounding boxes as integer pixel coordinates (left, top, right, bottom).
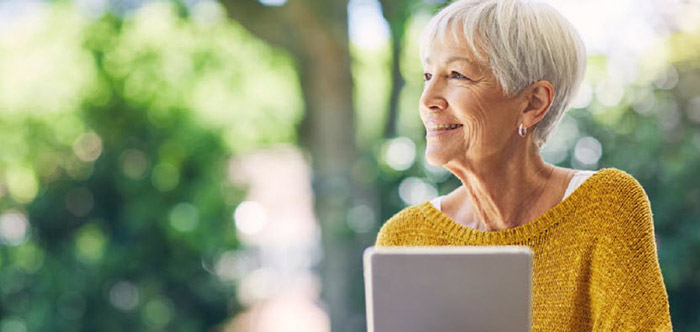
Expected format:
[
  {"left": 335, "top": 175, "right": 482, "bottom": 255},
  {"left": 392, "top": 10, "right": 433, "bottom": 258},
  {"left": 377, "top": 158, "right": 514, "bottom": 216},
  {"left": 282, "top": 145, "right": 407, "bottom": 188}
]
[{"left": 375, "top": 168, "right": 672, "bottom": 332}]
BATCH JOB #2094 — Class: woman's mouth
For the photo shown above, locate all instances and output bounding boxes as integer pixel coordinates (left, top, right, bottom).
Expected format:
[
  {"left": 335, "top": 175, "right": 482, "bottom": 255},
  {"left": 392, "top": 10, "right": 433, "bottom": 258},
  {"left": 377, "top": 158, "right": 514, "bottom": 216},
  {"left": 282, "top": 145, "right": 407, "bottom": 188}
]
[{"left": 426, "top": 123, "right": 463, "bottom": 136}]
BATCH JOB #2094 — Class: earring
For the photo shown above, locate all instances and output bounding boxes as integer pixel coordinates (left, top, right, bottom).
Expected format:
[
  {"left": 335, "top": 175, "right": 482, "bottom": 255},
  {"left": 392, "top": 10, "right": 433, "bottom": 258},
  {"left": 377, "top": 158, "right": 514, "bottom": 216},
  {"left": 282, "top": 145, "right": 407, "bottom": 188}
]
[{"left": 518, "top": 123, "right": 527, "bottom": 137}]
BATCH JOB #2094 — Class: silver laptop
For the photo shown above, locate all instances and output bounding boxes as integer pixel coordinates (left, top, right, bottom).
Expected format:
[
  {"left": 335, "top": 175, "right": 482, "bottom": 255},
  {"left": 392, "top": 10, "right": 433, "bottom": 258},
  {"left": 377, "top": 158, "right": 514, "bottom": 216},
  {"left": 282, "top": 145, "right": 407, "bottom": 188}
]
[{"left": 363, "top": 246, "right": 532, "bottom": 332}]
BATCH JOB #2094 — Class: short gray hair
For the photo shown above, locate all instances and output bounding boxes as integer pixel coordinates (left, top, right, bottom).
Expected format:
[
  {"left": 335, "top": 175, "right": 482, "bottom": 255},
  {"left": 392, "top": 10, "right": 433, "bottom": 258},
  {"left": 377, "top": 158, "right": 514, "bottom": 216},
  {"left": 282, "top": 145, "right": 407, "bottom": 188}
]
[{"left": 419, "top": 0, "right": 586, "bottom": 147}]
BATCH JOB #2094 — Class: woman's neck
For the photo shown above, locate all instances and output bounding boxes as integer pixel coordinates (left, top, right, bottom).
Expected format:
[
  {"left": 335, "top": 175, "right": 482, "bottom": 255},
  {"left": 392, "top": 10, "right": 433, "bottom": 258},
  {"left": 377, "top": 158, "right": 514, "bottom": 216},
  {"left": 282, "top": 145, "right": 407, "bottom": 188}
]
[{"left": 443, "top": 143, "right": 561, "bottom": 231}]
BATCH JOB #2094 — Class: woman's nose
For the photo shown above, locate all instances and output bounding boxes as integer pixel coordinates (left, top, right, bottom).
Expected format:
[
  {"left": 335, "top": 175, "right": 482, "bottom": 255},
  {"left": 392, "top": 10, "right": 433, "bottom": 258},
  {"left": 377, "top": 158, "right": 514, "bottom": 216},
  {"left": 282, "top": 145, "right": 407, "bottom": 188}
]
[{"left": 420, "top": 81, "right": 448, "bottom": 112}]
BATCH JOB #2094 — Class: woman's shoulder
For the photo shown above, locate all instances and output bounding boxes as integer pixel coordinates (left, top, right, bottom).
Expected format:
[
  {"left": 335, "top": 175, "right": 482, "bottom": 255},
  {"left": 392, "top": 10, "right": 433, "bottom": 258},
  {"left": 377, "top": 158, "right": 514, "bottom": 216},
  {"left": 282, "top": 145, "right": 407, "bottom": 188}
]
[
  {"left": 375, "top": 202, "right": 434, "bottom": 246},
  {"left": 581, "top": 167, "right": 655, "bottom": 234},
  {"left": 556, "top": 167, "right": 649, "bottom": 212},
  {"left": 586, "top": 168, "right": 650, "bottom": 205},
  {"left": 590, "top": 167, "right": 642, "bottom": 184}
]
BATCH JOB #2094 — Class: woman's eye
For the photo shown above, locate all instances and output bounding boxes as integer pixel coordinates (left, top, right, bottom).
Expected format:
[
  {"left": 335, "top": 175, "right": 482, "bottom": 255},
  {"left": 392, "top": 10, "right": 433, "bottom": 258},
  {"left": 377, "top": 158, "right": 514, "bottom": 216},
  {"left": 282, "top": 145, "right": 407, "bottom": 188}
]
[
  {"left": 450, "top": 71, "right": 469, "bottom": 80},
  {"left": 423, "top": 73, "right": 432, "bottom": 81}
]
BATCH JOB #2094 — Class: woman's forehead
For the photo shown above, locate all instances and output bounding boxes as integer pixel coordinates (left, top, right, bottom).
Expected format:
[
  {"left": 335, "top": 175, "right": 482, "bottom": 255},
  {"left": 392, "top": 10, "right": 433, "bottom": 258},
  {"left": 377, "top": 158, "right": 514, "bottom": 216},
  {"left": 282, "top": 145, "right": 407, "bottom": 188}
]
[
  {"left": 423, "top": 45, "right": 480, "bottom": 67},
  {"left": 422, "top": 34, "right": 482, "bottom": 66}
]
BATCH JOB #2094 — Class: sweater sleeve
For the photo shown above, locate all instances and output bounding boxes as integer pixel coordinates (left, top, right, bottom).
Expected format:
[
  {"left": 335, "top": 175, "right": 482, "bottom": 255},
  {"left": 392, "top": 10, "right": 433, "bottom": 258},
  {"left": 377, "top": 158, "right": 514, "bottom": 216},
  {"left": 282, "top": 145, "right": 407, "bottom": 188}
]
[{"left": 591, "top": 174, "right": 673, "bottom": 332}]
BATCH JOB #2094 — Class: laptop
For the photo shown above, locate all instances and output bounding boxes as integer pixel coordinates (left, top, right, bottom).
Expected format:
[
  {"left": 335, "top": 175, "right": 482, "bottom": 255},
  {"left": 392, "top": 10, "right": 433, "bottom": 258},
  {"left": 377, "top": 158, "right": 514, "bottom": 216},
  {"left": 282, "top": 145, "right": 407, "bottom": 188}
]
[{"left": 363, "top": 246, "right": 532, "bottom": 332}]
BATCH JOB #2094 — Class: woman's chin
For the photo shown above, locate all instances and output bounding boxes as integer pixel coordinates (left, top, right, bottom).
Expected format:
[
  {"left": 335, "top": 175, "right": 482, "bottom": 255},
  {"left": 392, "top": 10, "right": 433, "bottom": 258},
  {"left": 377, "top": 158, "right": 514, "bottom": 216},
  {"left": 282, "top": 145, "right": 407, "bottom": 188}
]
[{"left": 424, "top": 149, "right": 450, "bottom": 167}]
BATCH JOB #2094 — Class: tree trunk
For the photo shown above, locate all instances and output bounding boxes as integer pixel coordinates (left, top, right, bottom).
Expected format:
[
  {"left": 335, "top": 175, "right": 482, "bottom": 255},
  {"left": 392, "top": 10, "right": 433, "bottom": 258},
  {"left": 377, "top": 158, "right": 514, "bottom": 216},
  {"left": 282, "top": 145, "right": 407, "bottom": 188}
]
[
  {"left": 220, "top": 1, "right": 373, "bottom": 331},
  {"left": 295, "top": 15, "right": 368, "bottom": 332}
]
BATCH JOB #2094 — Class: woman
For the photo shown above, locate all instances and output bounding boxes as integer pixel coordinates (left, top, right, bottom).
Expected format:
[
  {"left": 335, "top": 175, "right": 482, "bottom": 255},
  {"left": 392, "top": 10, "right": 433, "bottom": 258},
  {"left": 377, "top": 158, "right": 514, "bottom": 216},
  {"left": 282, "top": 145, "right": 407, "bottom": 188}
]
[{"left": 374, "top": 0, "right": 673, "bottom": 331}]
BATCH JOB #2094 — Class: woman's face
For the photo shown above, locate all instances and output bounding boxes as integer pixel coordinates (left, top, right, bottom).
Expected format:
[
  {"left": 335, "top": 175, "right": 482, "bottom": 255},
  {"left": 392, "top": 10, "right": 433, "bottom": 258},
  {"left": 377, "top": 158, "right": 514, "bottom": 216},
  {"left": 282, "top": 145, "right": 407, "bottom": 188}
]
[{"left": 420, "top": 34, "right": 526, "bottom": 167}]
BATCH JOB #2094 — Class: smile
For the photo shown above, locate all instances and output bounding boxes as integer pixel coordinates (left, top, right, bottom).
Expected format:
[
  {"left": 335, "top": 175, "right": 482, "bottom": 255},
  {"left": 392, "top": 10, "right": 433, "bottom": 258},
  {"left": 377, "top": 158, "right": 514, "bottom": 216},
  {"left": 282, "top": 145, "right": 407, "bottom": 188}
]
[
  {"left": 427, "top": 123, "right": 463, "bottom": 131},
  {"left": 425, "top": 123, "right": 463, "bottom": 137}
]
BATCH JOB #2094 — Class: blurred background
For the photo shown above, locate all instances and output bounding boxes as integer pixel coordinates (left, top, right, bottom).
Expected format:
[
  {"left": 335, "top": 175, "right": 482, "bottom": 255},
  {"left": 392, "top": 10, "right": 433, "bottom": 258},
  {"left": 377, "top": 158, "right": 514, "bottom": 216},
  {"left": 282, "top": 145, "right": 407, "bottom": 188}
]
[{"left": 0, "top": 0, "right": 698, "bottom": 331}]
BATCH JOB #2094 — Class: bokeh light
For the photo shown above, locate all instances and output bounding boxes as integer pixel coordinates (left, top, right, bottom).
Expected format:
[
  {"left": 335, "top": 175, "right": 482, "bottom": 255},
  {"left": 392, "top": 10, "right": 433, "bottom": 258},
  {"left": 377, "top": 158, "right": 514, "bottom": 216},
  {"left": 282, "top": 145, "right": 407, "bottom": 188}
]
[
  {"left": 151, "top": 162, "right": 179, "bottom": 192},
  {"left": 573, "top": 136, "right": 603, "bottom": 169},
  {"left": 120, "top": 149, "right": 149, "bottom": 180},
  {"left": 652, "top": 66, "right": 679, "bottom": 90},
  {"left": 234, "top": 201, "right": 268, "bottom": 235},
  {"left": 0, "top": 210, "right": 30, "bottom": 246},
  {"left": 346, "top": 204, "right": 376, "bottom": 233},
  {"left": 169, "top": 203, "right": 199, "bottom": 232},
  {"left": 215, "top": 250, "right": 243, "bottom": 282},
  {"left": 541, "top": 138, "right": 568, "bottom": 165},
  {"left": 541, "top": 115, "right": 580, "bottom": 165},
  {"left": 5, "top": 166, "right": 38, "bottom": 204},
  {"left": 143, "top": 296, "right": 175, "bottom": 328},
  {"left": 13, "top": 241, "right": 44, "bottom": 273},
  {"left": 382, "top": 136, "right": 416, "bottom": 171},
  {"left": 72, "top": 131, "right": 103, "bottom": 162},
  {"left": 398, "top": 177, "right": 438, "bottom": 206},
  {"left": 74, "top": 223, "right": 106, "bottom": 263},
  {"left": 109, "top": 280, "right": 140, "bottom": 311},
  {"left": 0, "top": 318, "right": 27, "bottom": 332},
  {"left": 570, "top": 82, "right": 593, "bottom": 109}
]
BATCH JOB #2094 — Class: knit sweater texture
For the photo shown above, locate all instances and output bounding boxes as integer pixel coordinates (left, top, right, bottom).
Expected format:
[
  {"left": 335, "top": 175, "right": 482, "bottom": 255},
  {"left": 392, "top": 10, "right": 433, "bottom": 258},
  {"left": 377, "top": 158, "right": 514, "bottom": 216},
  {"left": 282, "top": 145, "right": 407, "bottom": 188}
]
[{"left": 375, "top": 168, "right": 672, "bottom": 331}]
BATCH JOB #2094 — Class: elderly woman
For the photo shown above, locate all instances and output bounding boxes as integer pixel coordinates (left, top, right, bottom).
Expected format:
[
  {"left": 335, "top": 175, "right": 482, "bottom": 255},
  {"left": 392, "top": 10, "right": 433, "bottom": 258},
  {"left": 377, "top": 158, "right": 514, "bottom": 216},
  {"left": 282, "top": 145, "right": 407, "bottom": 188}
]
[{"left": 374, "top": 0, "right": 673, "bottom": 331}]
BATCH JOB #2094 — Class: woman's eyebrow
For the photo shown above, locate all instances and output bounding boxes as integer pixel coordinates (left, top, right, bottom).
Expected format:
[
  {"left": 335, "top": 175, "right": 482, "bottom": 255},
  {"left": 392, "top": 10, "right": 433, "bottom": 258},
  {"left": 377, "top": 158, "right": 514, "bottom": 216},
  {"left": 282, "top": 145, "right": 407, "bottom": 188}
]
[{"left": 423, "top": 56, "right": 474, "bottom": 66}]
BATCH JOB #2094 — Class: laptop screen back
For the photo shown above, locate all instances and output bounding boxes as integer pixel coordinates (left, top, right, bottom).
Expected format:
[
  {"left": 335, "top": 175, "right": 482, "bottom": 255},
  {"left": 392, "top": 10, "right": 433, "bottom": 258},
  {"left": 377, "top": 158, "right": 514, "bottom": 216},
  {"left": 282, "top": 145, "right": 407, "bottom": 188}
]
[{"left": 363, "top": 246, "right": 532, "bottom": 332}]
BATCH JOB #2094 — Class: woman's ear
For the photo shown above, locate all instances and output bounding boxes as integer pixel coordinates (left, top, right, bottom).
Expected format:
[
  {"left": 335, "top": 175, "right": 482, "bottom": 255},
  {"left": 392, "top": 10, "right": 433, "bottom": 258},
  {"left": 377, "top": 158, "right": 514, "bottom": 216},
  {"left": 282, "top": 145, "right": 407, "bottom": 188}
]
[{"left": 522, "top": 80, "right": 554, "bottom": 127}]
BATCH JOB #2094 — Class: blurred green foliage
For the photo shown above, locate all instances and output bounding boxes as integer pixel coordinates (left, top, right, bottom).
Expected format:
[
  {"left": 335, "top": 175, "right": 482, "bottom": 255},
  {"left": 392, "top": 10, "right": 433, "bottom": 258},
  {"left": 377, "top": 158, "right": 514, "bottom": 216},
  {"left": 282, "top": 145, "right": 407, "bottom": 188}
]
[{"left": 0, "top": 2, "right": 301, "bottom": 330}]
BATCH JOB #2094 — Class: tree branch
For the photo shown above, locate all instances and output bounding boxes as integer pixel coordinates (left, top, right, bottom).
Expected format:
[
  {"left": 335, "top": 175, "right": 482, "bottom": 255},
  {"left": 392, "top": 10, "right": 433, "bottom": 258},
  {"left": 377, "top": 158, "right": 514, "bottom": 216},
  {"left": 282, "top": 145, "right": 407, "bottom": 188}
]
[
  {"left": 218, "top": 0, "right": 297, "bottom": 53},
  {"left": 379, "top": 0, "right": 414, "bottom": 138}
]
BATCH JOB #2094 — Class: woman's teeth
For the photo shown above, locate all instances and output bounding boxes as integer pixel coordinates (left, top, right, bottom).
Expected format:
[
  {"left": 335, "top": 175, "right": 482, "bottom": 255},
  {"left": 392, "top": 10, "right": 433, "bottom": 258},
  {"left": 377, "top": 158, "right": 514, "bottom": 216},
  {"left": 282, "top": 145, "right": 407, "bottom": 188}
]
[{"left": 429, "top": 124, "right": 463, "bottom": 130}]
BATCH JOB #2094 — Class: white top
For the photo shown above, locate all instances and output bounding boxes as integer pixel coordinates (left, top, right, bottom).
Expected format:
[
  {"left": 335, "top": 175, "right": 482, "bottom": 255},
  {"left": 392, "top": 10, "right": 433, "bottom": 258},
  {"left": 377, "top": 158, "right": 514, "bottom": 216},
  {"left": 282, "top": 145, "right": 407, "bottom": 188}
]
[{"left": 429, "top": 170, "right": 596, "bottom": 211}]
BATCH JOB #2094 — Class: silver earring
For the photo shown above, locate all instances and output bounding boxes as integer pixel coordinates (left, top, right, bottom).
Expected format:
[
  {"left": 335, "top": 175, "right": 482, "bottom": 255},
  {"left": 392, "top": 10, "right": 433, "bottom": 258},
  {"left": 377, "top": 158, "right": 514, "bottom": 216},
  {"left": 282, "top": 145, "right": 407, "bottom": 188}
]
[{"left": 518, "top": 123, "right": 527, "bottom": 137}]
